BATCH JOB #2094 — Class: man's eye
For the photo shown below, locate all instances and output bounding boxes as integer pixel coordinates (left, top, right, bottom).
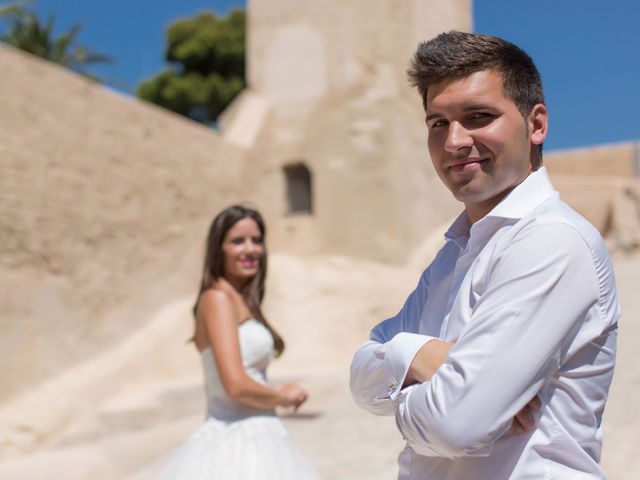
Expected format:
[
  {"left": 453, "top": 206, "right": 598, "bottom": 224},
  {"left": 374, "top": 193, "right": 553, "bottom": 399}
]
[
  {"left": 464, "top": 112, "right": 495, "bottom": 128},
  {"left": 470, "top": 112, "right": 491, "bottom": 120},
  {"left": 430, "top": 119, "right": 447, "bottom": 128}
]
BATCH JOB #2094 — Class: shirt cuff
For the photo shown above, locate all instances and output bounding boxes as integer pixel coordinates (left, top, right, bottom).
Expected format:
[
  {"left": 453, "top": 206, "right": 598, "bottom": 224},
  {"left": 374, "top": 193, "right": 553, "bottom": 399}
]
[{"left": 382, "top": 332, "right": 437, "bottom": 400}]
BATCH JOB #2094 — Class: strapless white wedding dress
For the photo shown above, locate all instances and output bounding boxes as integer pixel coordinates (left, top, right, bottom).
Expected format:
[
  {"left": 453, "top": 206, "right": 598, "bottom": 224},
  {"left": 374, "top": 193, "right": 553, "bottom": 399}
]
[{"left": 144, "top": 319, "right": 319, "bottom": 479}]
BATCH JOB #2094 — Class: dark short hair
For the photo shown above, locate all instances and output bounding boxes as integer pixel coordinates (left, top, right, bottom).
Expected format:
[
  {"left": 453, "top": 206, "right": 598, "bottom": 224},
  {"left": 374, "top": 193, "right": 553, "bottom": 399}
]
[{"left": 407, "top": 30, "right": 545, "bottom": 119}]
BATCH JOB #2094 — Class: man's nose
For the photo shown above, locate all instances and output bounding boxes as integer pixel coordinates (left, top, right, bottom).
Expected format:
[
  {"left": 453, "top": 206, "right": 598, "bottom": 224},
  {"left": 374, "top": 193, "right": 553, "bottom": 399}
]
[{"left": 444, "top": 121, "right": 473, "bottom": 153}]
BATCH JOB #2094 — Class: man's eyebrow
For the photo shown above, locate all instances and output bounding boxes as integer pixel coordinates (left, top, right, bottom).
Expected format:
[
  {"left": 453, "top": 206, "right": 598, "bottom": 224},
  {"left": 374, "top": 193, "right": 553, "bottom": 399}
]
[
  {"left": 462, "top": 104, "right": 498, "bottom": 112},
  {"left": 425, "top": 112, "right": 443, "bottom": 122},
  {"left": 426, "top": 104, "right": 499, "bottom": 122}
]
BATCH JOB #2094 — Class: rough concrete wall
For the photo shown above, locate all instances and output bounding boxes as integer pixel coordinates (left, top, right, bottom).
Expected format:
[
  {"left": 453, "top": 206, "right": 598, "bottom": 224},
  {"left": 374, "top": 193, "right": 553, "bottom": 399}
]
[
  {"left": 551, "top": 174, "right": 640, "bottom": 253},
  {"left": 0, "top": 44, "right": 248, "bottom": 400},
  {"left": 546, "top": 143, "right": 640, "bottom": 253},
  {"left": 240, "top": 0, "right": 471, "bottom": 262},
  {"left": 248, "top": 0, "right": 470, "bottom": 106},
  {"left": 546, "top": 142, "right": 638, "bottom": 177},
  {"left": 239, "top": 91, "right": 455, "bottom": 262}
]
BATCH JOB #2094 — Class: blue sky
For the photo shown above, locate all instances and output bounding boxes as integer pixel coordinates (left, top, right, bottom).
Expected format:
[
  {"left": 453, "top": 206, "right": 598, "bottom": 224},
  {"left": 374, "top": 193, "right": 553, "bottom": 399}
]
[{"left": 8, "top": 0, "right": 640, "bottom": 151}]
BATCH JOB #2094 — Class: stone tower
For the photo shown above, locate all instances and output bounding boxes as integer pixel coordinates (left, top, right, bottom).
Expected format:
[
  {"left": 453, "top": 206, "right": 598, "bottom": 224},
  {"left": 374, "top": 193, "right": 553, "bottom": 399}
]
[
  {"left": 220, "top": 0, "right": 472, "bottom": 262},
  {"left": 0, "top": 1, "right": 473, "bottom": 401}
]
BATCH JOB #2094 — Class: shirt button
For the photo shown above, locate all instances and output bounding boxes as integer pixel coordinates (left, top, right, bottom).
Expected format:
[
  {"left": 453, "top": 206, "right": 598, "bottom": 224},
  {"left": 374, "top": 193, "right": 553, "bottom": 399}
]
[{"left": 388, "top": 383, "right": 396, "bottom": 392}]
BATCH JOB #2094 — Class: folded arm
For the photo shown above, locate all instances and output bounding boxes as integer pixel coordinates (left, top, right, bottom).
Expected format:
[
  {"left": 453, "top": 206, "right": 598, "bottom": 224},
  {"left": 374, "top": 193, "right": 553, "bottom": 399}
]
[
  {"left": 395, "top": 223, "right": 600, "bottom": 458},
  {"left": 350, "top": 334, "right": 445, "bottom": 415},
  {"left": 350, "top": 266, "right": 453, "bottom": 415}
]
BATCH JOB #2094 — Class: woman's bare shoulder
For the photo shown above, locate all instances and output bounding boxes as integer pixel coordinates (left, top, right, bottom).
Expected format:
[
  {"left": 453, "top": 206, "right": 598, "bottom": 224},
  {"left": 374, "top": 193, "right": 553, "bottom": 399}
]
[{"left": 198, "top": 287, "right": 233, "bottom": 311}]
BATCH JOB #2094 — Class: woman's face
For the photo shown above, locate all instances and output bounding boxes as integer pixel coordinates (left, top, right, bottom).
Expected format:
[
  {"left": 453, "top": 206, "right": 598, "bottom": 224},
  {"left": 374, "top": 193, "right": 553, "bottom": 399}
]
[{"left": 222, "top": 217, "right": 264, "bottom": 286}]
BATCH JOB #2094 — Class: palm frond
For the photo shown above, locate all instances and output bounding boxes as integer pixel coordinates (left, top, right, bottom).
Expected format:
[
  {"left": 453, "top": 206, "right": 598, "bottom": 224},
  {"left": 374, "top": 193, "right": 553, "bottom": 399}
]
[
  {"left": 0, "top": 0, "right": 31, "bottom": 18},
  {"left": 1, "top": 7, "right": 113, "bottom": 78},
  {"left": 50, "top": 23, "right": 81, "bottom": 63}
]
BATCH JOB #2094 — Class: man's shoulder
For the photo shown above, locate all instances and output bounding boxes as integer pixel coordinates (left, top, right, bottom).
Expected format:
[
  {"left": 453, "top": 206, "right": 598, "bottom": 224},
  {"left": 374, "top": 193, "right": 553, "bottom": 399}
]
[
  {"left": 506, "top": 195, "right": 617, "bottom": 303},
  {"left": 527, "top": 195, "right": 620, "bottom": 324},
  {"left": 525, "top": 194, "right": 607, "bottom": 256}
]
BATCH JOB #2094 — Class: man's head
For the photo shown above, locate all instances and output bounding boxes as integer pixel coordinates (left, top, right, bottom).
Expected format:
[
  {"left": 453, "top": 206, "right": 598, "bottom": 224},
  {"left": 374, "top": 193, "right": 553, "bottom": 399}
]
[
  {"left": 408, "top": 31, "right": 548, "bottom": 222},
  {"left": 407, "top": 31, "right": 545, "bottom": 123}
]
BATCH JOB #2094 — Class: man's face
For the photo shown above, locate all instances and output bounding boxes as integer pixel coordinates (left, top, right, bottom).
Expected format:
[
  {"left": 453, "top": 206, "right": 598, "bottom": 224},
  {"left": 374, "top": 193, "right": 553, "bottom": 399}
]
[{"left": 426, "top": 69, "right": 547, "bottom": 222}]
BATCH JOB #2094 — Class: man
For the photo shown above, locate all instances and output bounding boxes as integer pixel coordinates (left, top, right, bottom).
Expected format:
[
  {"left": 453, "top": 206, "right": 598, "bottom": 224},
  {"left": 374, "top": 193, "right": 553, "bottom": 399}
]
[{"left": 350, "top": 31, "right": 619, "bottom": 479}]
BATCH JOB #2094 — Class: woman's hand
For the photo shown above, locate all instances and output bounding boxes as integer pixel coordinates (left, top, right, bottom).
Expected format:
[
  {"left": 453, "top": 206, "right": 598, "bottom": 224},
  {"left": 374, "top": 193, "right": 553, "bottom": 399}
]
[{"left": 275, "top": 383, "right": 308, "bottom": 410}]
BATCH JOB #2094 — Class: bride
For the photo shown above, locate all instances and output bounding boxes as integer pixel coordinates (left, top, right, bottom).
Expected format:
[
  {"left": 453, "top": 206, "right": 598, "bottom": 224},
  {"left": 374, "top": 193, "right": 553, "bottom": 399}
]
[{"left": 146, "top": 205, "right": 319, "bottom": 479}]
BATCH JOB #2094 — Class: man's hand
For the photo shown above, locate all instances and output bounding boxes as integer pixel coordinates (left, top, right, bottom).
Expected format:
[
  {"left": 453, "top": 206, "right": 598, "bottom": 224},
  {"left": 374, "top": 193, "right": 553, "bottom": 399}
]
[
  {"left": 403, "top": 340, "right": 455, "bottom": 387},
  {"left": 508, "top": 396, "right": 541, "bottom": 435}
]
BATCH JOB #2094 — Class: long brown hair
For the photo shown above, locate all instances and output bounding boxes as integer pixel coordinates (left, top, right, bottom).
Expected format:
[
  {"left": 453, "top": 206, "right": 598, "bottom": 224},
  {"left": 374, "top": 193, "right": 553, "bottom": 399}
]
[{"left": 193, "top": 205, "right": 285, "bottom": 356}]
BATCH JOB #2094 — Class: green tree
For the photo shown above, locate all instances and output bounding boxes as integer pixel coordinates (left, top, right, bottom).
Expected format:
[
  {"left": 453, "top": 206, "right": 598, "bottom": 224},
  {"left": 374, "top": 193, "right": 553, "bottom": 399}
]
[
  {"left": 137, "top": 9, "right": 245, "bottom": 124},
  {"left": 0, "top": 0, "right": 36, "bottom": 18},
  {"left": 0, "top": 4, "right": 113, "bottom": 76},
  {"left": 0, "top": 1, "right": 26, "bottom": 17}
]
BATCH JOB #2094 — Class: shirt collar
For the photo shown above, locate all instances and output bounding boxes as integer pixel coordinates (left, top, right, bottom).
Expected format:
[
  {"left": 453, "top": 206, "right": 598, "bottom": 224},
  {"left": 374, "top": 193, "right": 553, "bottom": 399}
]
[
  {"left": 444, "top": 211, "right": 472, "bottom": 250},
  {"left": 485, "top": 166, "right": 556, "bottom": 220},
  {"left": 444, "top": 167, "right": 557, "bottom": 247}
]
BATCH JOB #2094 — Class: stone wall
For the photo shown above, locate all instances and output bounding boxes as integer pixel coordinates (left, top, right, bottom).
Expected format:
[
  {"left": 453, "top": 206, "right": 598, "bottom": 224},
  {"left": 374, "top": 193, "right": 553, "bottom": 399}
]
[
  {"left": 0, "top": 44, "right": 248, "bottom": 400},
  {"left": 3, "top": 0, "right": 638, "bottom": 404},
  {"left": 546, "top": 142, "right": 640, "bottom": 253},
  {"left": 546, "top": 142, "right": 638, "bottom": 177},
  {"left": 223, "top": 0, "right": 472, "bottom": 262}
]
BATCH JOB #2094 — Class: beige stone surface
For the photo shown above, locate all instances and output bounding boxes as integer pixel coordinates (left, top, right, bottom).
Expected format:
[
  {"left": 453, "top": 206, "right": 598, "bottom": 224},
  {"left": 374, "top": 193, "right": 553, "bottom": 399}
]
[
  {"left": 0, "top": 248, "right": 638, "bottom": 479},
  {"left": 0, "top": 43, "right": 248, "bottom": 402},
  {"left": 600, "top": 256, "right": 640, "bottom": 480},
  {"left": 549, "top": 174, "right": 640, "bottom": 253},
  {"left": 239, "top": 0, "right": 472, "bottom": 263},
  {"left": 546, "top": 142, "right": 639, "bottom": 178},
  {"left": 1, "top": 0, "right": 473, "bottom": 405},
  {"left": 0, "top": 248, "right": 425, "bottom": 478},
  {"left": 1, "top": 1, "right": 639, "bottom": 478}
]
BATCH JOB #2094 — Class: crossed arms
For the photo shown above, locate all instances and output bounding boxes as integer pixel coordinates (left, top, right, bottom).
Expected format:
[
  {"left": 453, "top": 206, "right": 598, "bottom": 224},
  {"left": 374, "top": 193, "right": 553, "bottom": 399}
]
[{"left": 350, "top": 222, "right": 600, "bottom": 458}]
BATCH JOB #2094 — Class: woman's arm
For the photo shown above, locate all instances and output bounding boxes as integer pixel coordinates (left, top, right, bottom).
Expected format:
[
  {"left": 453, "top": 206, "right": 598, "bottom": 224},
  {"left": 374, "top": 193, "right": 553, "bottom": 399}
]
[{"left": 199, "top": 289, "right": 307, "bottom": 410}]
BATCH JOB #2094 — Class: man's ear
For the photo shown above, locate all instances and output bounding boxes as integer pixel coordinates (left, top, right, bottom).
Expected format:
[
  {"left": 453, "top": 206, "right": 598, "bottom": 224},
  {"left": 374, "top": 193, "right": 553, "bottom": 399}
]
[{"left": 528, "top": 103, "right": 548, "bottom": 145}]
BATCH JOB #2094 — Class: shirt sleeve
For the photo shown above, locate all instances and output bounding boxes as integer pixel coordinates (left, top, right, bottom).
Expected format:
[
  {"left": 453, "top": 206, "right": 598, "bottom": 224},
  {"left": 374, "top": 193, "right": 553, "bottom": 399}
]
[
  {"left": 395, "top": 222, "right": 601, "bottom": 458},
  {"left": 350, "top": 268, "right": 438, "bottom": 416}
]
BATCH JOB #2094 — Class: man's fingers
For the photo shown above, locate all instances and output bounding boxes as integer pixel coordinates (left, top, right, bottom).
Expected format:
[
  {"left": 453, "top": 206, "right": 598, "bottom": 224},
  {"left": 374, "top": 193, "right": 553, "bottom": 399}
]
[
  {"left": 510, "top": 398, "right": 541, "bottom": 435},
  {"left": 528, "top": 395, "right": 541, "bottom": 411},
  {"left": 517, "top": 408, "right": 535, "bottom": 431},
  {"left": 508, "top": 417, "right": 525, "bottom": 435}
]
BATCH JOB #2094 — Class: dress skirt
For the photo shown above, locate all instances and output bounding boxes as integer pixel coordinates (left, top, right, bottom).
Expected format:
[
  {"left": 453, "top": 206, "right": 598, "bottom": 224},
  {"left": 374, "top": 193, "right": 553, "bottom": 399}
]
[{"left": 139, "top": 414, "right": 319, "bottom": 480}]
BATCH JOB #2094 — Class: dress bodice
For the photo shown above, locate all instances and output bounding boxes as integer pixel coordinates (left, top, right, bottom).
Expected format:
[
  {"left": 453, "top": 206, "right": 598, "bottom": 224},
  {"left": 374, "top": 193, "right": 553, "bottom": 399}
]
[{"left": 200, "top": 319, "right": 275, "bottom": 421}]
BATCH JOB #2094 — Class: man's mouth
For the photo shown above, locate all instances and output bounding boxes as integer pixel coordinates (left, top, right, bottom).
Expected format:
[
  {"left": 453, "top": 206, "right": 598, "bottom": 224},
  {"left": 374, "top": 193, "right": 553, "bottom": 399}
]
[{"left": 449, "top": 158, "right": 489, "bottom": 172}]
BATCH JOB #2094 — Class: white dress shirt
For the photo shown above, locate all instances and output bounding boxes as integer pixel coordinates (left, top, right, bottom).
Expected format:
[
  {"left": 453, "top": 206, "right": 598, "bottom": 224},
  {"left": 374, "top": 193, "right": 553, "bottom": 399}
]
[{"left": 350, "top": 167, "right": 620, "bottom": 479}]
